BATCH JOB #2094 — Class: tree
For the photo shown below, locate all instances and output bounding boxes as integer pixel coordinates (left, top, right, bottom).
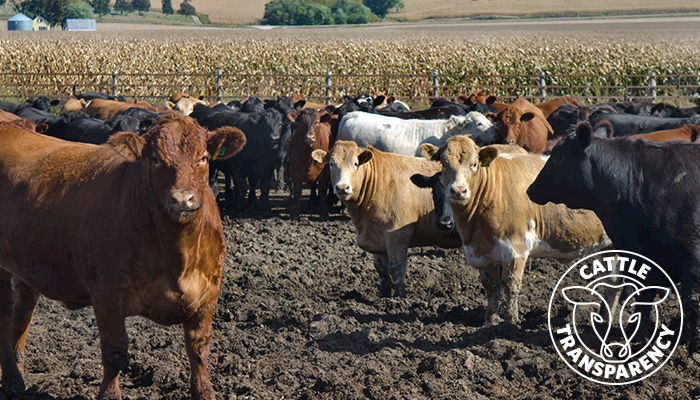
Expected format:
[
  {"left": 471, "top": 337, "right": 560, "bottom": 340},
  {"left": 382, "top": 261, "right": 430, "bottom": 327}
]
[
  {"left": 64, "top": 0, "right": 93, "bottom": 20},
  {"left": 178, "top": 0, "right": 196, "bottom": 15},
  {"left": 15, "top": 0, "right": 70, "bottom": 26},
  {"left": 161, "top": 0, "right": 173, "bottom": 14},
  {"left": 114, "top": 0, "right": 132, "bottom": 14},
  {"left": 362, "top": 0, "right": 402, "bottom": 19},
  {"left": 91, "top": 0, "right": 110, "bottom": 16},
  {"left": 132, "top": 0, "right": 150, "bottom": 15}
]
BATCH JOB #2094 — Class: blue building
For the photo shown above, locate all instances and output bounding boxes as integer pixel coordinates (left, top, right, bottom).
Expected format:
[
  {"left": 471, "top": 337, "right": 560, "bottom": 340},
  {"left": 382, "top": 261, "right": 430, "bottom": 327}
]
[
  {"left": 7, "top": 13, "right": 34, "bottom": 31},
  {"left": 65, "top": 19, "right": 96, "bottom": 31}
]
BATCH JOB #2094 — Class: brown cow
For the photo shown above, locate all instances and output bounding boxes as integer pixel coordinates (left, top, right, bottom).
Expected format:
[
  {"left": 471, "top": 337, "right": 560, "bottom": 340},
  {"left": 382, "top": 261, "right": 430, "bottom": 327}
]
[
  {"left": 0, "top": 110, "right": 36, "bottom": 131},
  {"left": 86, "top": 98, "right": 159, "bottom": 121},
  {"left": 311, "top": 142, "right": 461, "bottom": 297},
  {"left": 535, "top": 96, "right": 582, "bottom": 118},
  {"left": 422, "top": 136, "right": 609, "bottom": 325},
  {"left": 0, "top": 112, "right": 246, "bottom": 399},
  {"left": 459, "top": 91, "right": 489, "bottom": 106},
  {"left": 488, "top": 97, "right": 553, "bottom": 153},
  {"left": 628, "top": 124, "right": 700, "bottom": 143},
  {"left": 287, "top": 109, "right": 333, "bottom": 220}
]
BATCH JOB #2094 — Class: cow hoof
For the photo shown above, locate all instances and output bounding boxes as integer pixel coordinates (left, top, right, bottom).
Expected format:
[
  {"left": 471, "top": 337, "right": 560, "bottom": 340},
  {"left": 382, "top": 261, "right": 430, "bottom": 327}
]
[{"left": 482, "top": 316, "right": 503, "bottom": 328}]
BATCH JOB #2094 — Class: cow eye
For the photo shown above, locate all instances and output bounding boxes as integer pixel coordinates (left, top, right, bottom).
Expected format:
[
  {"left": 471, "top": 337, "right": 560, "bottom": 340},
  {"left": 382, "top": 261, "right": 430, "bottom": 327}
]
[
  {"left": 353, "top": 162, "right": 359, "bottom": 170},
  {"left": 198, "top": 154, "right": 209, "bottom": 165}
]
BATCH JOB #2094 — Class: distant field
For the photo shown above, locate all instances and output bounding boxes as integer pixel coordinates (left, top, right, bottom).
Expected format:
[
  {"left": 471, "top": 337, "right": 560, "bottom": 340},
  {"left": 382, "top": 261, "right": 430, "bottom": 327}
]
[{"left": 119, "top": 0, "right": 700, "bottom": 25}]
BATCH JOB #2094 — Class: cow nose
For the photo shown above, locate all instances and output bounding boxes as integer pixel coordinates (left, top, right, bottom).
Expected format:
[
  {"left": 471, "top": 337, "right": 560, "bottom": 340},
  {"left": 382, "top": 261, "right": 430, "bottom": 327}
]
[
  {"left": 507, "top": 138, "right": 517, "bottom": 145},
  {"left": 438, "top": 218, "right": 455, "bottom": 230},
  {"left": 450, "top": 185, "right": 468, "bottom": 198},
  {"left": 335, "top": 183, "right": 352, "bottom": 194},
  {"left": 170, "top": 190, "right": 199, "bottom": 211}
]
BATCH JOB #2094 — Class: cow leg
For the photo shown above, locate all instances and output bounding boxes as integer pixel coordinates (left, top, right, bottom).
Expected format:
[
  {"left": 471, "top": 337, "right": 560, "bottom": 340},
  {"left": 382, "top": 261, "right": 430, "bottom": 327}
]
[
  {"left": 503, "top": 257, "right": 527, "bottom": 326},
  {"left": 0, "top": 271, "right": 25, "bottom": 393},
  {"left": 11, "top": 277, "right": 39, "bottom": 372},
  {"left": 309, "top": 183, "right": 320, "bottom": 208},
  {"left": 94, "top": 307, "right": 128, "bottom": 400},
  {"left": 247, "top": 177, "right": 258, "bottom": 209},
  {"left": 290, "top": 179, "right": 303, "bottom": 219},
  {"left": 479, "top": 266, "right": 502, "bottom": 326},
  {"left": 386, "top": 235, "right": 410, "bottom": 298},
  {"left": 184, "top": 305, "right": 217, "bottom": 400},
  {"left": 232, "top": 172, "right": 246, "bottom": 211},
  {"left": 259, "top": 175, "right": 272, "bottom": 211},
  {"left": 373, "top": 255, "right": 391, "bottom": 298},
  {"left": 318, "top": 168, "right": 330, "bottom": 221},
  {"left": 682, "top": 261, "right": 700, "bottom": 355}
]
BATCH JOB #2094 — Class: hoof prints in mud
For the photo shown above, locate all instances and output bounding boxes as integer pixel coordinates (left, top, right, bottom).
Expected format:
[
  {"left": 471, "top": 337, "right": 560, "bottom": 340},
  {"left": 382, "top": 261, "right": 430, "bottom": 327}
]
[{"left": 19, "top": 215, "right": 699, "bottom": 399}]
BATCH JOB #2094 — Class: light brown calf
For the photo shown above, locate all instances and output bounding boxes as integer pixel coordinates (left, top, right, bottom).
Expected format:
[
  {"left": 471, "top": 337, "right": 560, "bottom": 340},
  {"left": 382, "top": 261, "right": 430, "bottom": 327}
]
[
  {"left": 312, "top": 141, "right": 461, "bottom": 297},
  {"left": 422, "top": 136, "right": 609, "bottom": 325}
]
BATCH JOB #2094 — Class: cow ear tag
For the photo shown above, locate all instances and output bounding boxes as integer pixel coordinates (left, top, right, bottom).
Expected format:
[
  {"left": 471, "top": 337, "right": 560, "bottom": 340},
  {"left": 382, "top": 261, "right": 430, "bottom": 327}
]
[
  {"left": 480, "top": 157, "right": 492, "bottom": 168},
  {"left": 219, "top": 146, "right": 228, "bottom": 157}
]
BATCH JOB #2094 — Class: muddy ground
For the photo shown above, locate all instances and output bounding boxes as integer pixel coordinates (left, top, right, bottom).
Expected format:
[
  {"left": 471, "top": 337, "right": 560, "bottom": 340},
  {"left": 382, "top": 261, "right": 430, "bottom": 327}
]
[{"left": 12, "top": 194, "right": 700, "bottom": 400}]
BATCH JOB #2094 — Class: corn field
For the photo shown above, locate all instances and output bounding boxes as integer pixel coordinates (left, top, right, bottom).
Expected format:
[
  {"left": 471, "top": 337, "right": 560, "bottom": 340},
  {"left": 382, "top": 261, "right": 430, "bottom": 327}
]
[{"left": 0, "top": 33, "right": 698, "bottom": 103}]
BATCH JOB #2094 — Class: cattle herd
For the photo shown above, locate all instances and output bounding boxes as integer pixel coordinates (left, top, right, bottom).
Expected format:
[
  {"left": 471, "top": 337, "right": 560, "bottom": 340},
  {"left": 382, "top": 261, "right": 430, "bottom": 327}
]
[{"left": 0, "top": 90, "right": 699, "bottom": 399}]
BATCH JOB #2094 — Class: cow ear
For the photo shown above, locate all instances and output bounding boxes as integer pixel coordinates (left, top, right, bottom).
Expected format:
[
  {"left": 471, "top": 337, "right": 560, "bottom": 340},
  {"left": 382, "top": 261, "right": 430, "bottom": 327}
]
[
  {"left": 561, "top": 286, "right": 602, "bottom": 306},
  {"left": 287, "top": 112, "right": 298, "bottom": 123},
  {"left": 311, "top": 149, "right": 327, "bottom": 164},
  {"left": 485, "top": 112, "right": 498, "bottom": 122},
  {"left": 575, "top": 121, "right": 594, "bottom": 148},
  {"left": 486, "top": 96, "right": 497, "bottom": 105},
  {"left": 592, "top": 120, "right": 613, "bottom": 139},
  {"left": 50, "top": 99, "right": 60, "bottom": 106},
  {"left": 478, "top": 146, "right": 499, "bottom": 168},
  {"left": 520, "top": 112, "right": 535, "bottom": 122},
  {"left": 198, "top": 95, "right": 205, "bottom": 101},
  {"left": 319, "top": 113, "right": 332, "bottom": 124},
  {"left": 386, "top": 96, "right": 396, "bottom": 104},
  {"left": 358, "top": 149, "right": 373, "bottom": 165},
  {"left": 420, "top": 143, "right": 441, "bottom": 161},
  {"left": 294, "top": 100, "right": 306, "bottom": 111},
  {"left": 109, "top": 132, "right": 147, "bottom": 161},
  {"left": 410, "top": 173, "right": 438, "bottom": 188},
  {"left": 165, "top": 101, "right": 175, "bottom": 110},
  {"left": 373, "top": 95, "right": 386, "bottom": 107},
  {"left": 208, "top": 126, "right": 247, "bottom": 161},
  {"left": 631, "top": 286, "right": 670, "bottom": 306},
  {"left": 36, "top": 123, "right": 49, "bottom": 134},
  {"left": 325, "top": 105, "right": 338, "bottom": 114}
]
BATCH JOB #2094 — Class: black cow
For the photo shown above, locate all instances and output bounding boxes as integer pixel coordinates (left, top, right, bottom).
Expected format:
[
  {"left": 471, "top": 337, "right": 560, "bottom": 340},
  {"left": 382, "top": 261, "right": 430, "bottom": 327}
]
[
  {"left": 604, "top": 101, "right": 655, "bottom": 116},
  {"left": 192, "top": 105, "right": 284, "bottom": 211},
  {"left": 527, "top": 121, "right": 700, "bottom": 357},
  {"left": 63, "top": 115, "right": 140, "bottom": 144},
  {"left": 547, "top": 104, "right": 617, "bottom": 137},
  {"left": 651, "top": 103, "right": 700, "bottom": 118},
  {"left": 430, "top": 97, "right": 500, "bottom": 115},
  {"left": 0, "top": 101, "right": 20, "bottom": 113},
  {"left": 13, "top": 106, "right": 74, "bottom": 138},
  {"left": 26, "top": 96, "right": 60, "bottom": 111},
  {"left": 76, "top": 92, "right": 126, "bottom": 102},
  {"left": 410, "top": 172, "right": 455, "bottom": 231},
  {"left": 378, "top": 105, "right": 467, "bottom": 120},
  {"left": 589, "top": 112, "right": 699, "bottom": 136},
  {"left": 240, "top": 96, "right": 265, "bottom": 113}
]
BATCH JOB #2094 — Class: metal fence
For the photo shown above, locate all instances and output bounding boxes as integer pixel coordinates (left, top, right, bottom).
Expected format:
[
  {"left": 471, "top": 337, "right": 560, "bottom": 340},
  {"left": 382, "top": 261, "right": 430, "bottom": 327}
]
[{"left": 0, "top": 70, "right": 698, "bottom": 105}]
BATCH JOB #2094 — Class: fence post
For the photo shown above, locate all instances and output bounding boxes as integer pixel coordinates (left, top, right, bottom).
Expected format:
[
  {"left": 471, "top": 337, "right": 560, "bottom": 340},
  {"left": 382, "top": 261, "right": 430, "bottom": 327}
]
[
  {"left": 647, "top": 71, "right": 657, "bottom": 101},
  {"left": 538, "top": 71, "right": 546, "bottom": 101},
  {"left": 215, "top": 69, "right": 223, "bottom": 102},
  {"left": 325, "top": 70, "right": 332, "bottom": 105},
  {"left": 431, "top": 70, "right": 439, "bottom": 98},
  {"left": 111, "top": 71, "right": 118, "bottom": 97}
]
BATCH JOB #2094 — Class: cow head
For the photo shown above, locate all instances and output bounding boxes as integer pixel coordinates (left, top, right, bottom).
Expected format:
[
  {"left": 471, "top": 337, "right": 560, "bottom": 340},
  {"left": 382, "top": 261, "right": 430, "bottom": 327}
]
[
  {"left": 421, "top": 136, "right": 492, "bottom": 206},
  {"left": 563, "top": 283, "right": 669, "bottom": 361},
  {"left": 527, "top": 121, "right": 607, "bottom": 209},
  {"left": 288, "top": 109, "right": 332, "bottom": 146},
  {"left": 311, "top": 141, "right": 372, "bottom": 202},
  {"left": 410, "top": 172, "right": 454, "bottom": 231},
  {"left": 492, "top": 106, "right": 536, "bottom": 146},
  {"left": 28, "top": 96, "right": 60, "bottom": 111},
  {"left": 109, "top": 112, "right": 246, "bottom": 224}
]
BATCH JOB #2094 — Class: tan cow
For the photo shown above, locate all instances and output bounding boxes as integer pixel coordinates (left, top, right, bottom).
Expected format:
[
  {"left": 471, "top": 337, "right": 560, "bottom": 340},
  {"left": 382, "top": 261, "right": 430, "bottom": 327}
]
[
  {"left": 166, "top": 96, "right": 209, "bottom": 116},
  {"left": 422, "top": 136, "right": 609, "bottom": 325},
  {"left": 61, "top": 97, "right": 88, "bottom": 114},
  {"left": 311, "top": 141, "right": 461, "bottom": 297},
  {"left": 0, "top": 112, "right": 246, "bottom": 399},
  {"left": 535, "top": 96, "right": 582, "bottom": 118},
  {"left": 86, "top": 98, "right": 159, "bottom": 121}
]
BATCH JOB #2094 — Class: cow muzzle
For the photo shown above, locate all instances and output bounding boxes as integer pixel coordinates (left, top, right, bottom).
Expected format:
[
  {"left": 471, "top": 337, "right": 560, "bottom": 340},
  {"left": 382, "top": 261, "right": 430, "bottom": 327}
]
[
  {"left": 449, "top": 185, "right": 470, "bottom": 203},
  {"left": 167, "top": 189, "right": 201, "bottom": 221},
  {"left": 334, "top": 183, "right": 353, "bottom": 199}
]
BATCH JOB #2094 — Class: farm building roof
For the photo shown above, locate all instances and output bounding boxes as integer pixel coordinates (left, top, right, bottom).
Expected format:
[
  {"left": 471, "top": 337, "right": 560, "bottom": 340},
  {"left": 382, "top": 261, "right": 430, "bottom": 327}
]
[
  {"left": 8, "top": 13, "right": 32, "bottom": 22},
  {"left": 65, "top": 19, "right": 96, "bottom": 31}
]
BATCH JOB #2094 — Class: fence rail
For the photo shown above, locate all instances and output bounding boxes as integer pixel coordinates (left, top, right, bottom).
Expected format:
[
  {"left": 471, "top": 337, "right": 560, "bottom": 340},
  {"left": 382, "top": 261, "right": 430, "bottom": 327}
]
[{"left": 0, "top": 70, "right": 698, "bottom": 105}]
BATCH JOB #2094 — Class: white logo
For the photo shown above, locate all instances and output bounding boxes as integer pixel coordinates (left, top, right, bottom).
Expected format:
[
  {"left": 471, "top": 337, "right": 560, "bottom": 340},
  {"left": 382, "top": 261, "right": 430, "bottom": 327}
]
[{"left": 548, "top": 250, "right": 682, "bottom": 385}]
